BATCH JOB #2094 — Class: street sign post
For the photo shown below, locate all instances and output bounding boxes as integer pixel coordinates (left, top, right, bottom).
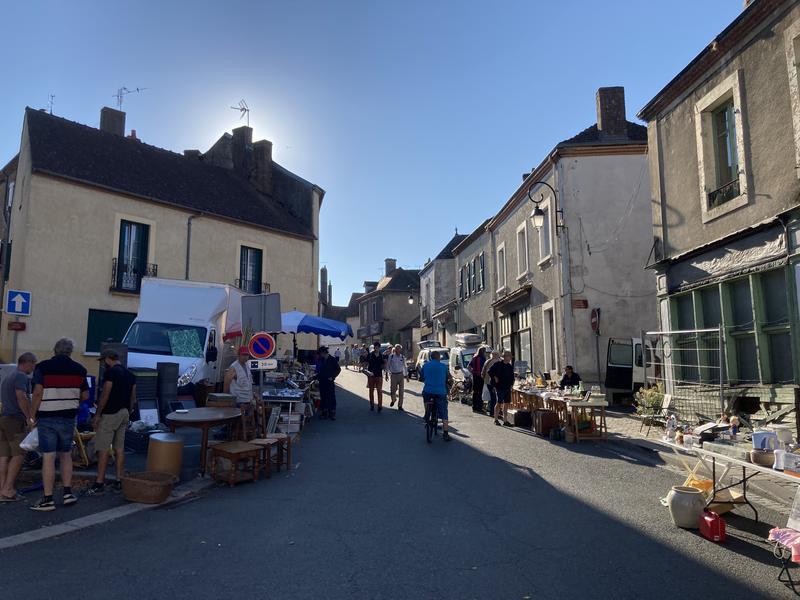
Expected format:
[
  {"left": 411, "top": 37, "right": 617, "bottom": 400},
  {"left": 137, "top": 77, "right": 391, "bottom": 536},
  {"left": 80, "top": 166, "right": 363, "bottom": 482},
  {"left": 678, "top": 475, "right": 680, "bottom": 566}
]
[
  {"left": 591, "top": 308, "right": 602, "bottom": 390},
  {"left": 5, "top": 289, "right": 31, "bottom": 316},
  {"left": 248, "top": 332, "right": 277, "bottom": 359}
]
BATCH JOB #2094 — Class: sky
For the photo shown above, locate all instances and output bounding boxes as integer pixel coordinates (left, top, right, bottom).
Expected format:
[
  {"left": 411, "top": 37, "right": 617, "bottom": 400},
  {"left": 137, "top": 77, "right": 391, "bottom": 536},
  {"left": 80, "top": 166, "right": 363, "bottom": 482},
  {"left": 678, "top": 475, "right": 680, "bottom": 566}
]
[{"left": 0, "top": 0, "right": 743, "bottom": 305}]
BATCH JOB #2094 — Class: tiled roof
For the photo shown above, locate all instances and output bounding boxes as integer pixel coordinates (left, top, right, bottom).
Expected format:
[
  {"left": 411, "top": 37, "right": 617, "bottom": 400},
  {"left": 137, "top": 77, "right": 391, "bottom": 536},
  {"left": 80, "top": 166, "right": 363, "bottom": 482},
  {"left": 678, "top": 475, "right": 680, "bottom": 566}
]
[
  {"left": 376, "top": 268, "right": 420, "bottom": 292},
  {"left": 558, "top": 121, "right": 647, "bottom": 147},
  {"left": 435, "top": 233, "right": 468, "bottom": 260},
  {"left": 24, "top": 108, "right": 316, "bottom": 238}
]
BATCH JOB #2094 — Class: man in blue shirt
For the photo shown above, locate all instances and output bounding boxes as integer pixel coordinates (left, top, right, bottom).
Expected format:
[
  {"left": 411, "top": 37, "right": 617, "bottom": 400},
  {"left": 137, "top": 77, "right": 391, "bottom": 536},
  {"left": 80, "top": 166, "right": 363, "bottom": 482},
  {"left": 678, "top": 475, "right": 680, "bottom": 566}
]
[{"left": 421, "top": 351, "right": 452, "bottom": 442}]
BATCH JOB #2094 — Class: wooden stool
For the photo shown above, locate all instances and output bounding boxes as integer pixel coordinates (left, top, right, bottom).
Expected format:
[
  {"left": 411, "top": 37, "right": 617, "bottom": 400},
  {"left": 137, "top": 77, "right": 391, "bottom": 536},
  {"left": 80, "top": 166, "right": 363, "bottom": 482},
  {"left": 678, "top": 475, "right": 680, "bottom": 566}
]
[
  {"left": 248, "top": 438, "right": 280, "bottom": 478},
  {"left": 264, "top": 433, "right": 298, "bottom": 471},
  {"left": 210, "top": 441, "right": 260, "bottom": 487}
]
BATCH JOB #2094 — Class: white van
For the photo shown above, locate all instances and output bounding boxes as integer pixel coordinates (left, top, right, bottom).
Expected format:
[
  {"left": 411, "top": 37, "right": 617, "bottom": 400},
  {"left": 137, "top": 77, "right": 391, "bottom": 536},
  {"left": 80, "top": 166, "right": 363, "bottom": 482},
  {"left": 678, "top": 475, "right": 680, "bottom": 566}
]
[
  {"left": 604, "top": 337, "right": 651, "bottom": 402},
  {"left": 449, "top": 333, "right": 487, "bottom": 382},
  {"left": 123, "top": 278, "right": 245, "bottom": 394}
]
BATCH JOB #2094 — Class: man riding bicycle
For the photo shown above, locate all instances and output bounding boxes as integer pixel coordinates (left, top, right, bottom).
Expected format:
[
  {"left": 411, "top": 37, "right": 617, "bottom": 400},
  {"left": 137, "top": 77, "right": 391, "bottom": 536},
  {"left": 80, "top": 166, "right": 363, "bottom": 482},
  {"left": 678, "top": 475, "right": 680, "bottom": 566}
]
[{"left": 420, "top": 351, "right": 452, "bottom": 442}]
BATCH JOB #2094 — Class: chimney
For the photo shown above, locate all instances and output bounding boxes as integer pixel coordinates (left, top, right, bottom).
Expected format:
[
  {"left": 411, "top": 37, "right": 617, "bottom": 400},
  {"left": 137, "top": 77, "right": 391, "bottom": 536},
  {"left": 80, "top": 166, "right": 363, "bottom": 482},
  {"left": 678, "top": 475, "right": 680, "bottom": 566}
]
[
  {"left": 596, "top": 87, "right": 627, "bottom": 138},
  {"left": 231, "top": 125, "right": 253, "bottom": 176},
  {"left": 364, "top": 281, "right": 378, "bottom": 293},
  {"left": 100, "top": 107, "right": 126, "bottom": 136},
  {"left": 252, "top": 139, "right": 273, "bottom": 195},
  {"left": 127, "top": 129, "right": 140, "bottom": 142},
  {"left": 522, "top": 172, "right": 530, "bottom": 182},
  {"left": 183, "top": 149, "right": 201, "bottom": 160},
  {"left": 320, "top": 266, "right": 328, "bottom": 304},
  {"left": 328, "top": 282, "right": 333, "bottom": 305},
  {"left": 385, "top": 258, "right": 397, "bottom": 276}
]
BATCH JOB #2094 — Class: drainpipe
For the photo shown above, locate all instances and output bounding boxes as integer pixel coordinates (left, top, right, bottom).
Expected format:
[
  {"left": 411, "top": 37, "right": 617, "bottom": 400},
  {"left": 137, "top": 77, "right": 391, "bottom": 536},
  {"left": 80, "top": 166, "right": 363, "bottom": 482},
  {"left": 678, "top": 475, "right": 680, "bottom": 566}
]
[{"left": 185, "top": 214, "right": 201, "bottom": 279}]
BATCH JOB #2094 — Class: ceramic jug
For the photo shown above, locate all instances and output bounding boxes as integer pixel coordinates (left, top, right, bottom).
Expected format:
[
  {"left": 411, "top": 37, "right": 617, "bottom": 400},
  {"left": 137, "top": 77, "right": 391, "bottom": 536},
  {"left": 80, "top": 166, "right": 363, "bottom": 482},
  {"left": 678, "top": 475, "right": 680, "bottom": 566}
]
[{"left": 666, "top": 486, "right": 705, "bottom": 529}]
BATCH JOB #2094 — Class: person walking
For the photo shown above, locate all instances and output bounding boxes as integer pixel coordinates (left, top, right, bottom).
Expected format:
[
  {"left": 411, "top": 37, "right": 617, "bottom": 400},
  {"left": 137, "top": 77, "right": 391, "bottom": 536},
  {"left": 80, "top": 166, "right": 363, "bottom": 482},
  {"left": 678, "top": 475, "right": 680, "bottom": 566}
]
[
  {"left": 364, "top": 342, "right": 386, "bottom": 412},
  {"left": 421, "top": 351, "right": 452, "bottom": 442},
  {"left": 315, "top": 346, "right": 342, "bottom": 420},
  {"left": 482, "top": 350, "right": 501, "bottom": 420},
  {"left": 489, "top": 351, "right": 515, "bottom": 426},
  {"left": 30, "top": 338, "right": 88, "bottom": 511},
  {"left": 469, "top": 347, "right": 487, "bottom": 414},
  {"left": 387, "top": 344, "right": 407, "bottom": 411},
  {"left": 344, "top": 346, "right": 351, "bottom": 370},
  {"left": 0, "top": 352, "right": 36, "bottom": 502},
  {"left": 334, "top": 347, "right": 341, "bottom": 362},
  {"left": 87, "top": 348, "right": 137, "bottom": 495}
]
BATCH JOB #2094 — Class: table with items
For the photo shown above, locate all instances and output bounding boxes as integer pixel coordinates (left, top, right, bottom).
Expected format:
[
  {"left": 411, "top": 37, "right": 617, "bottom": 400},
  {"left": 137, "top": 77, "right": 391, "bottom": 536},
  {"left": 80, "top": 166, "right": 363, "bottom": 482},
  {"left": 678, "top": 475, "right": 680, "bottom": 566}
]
[{"left": 166, "top": 407, "right": 242, "bottom": 476}]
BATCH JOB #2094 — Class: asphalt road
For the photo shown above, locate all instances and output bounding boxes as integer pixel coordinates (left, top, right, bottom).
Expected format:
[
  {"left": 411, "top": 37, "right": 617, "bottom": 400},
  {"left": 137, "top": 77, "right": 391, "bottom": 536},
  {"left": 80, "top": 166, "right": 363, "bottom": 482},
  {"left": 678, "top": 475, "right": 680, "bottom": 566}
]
[{"left": 0, "top": 368, "right": 793, "bottom": 599}]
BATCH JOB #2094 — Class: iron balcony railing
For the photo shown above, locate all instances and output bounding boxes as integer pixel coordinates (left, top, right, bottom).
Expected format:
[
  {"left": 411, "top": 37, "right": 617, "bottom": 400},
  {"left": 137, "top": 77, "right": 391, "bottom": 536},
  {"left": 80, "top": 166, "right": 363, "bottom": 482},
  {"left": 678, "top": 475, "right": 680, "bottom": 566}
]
[
  {"left": 111, "top": 258, "right": 157, "bottom": 293},
  {"left": 707, "top": 179, "right": 740, "bottom": 209},
  {"left": 235, "top": 279, "right": 270, "bottom": 294}
]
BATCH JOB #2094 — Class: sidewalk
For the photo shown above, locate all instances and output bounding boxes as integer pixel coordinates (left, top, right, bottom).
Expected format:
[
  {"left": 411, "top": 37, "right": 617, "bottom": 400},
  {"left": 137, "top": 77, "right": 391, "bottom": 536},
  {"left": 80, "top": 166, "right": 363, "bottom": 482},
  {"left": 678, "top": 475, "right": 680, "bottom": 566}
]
[{"left": 604, "top": 408, "right": 798, "bottom": 510}]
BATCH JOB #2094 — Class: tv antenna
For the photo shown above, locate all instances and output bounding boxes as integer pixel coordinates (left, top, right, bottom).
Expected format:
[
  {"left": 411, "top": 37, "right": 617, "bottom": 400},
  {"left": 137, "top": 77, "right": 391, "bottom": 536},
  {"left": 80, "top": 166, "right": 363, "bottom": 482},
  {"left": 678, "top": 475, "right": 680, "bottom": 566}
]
[
  {"left": 113, "top": 86, "right": 146, "bottom": 110},
  {"left": 47, "top": 94, "right": 55, "bottom": 115},
  {"left": 230, "top": 99, "right": 250, "bottom": 126}
]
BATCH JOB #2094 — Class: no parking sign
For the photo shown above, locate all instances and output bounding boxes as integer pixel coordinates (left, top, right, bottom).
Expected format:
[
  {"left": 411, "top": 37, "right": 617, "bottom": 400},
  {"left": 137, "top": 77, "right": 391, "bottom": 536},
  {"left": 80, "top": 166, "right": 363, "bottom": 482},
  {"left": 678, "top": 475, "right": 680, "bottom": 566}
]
[{"left": 248, "top": 332, "right": 276, "bottom": 359}]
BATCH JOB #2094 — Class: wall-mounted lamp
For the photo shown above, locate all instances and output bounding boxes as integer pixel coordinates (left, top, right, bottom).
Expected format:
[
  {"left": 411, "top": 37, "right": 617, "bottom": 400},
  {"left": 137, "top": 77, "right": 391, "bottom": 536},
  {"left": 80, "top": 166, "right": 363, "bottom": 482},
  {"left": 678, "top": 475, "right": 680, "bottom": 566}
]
[
  {"left": 526, "top": 180, "right": 565, "bottom": 232},
  {"left": 408, "top": 287, "right": 415, "bottom": 305}
]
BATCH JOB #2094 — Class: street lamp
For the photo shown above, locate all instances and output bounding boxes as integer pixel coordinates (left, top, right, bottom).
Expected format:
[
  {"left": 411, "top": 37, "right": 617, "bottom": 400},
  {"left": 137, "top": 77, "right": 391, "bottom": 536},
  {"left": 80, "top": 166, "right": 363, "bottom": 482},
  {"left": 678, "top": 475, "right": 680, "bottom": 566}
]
[
  {"left": 408, "top": 287, "right": 414, "bottom": 305},
  {"left": 526, "top": 180, "right": 558, "bottom": 231}
]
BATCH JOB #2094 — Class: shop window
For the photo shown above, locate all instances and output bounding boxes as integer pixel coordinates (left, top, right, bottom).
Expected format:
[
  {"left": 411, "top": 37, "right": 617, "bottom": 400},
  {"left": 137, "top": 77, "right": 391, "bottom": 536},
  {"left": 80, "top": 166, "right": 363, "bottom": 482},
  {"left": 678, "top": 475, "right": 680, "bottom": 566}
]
[
  {"left": 675, "top": 294, "right": 695, "bottom": 329},
  {"left": 735, "top": 335, "right": 759, "bottom": 384},
  {"left": 731, "top": 279, "right": 754, "bottom": 329},
  {"left": 238, "top": 246, "right": 263, "bottom": 294},
  {"left": 760, "top": 269, "right": 793, "bottom": 384},
  {"left": 700, "top": 287, "right": 721, "bottom": 327},
  {"left": 762, "top": 269, "right": 789, "bottom": 325},
  {"left": 86, "top": 309, "right": 137, "bottom": 353}
]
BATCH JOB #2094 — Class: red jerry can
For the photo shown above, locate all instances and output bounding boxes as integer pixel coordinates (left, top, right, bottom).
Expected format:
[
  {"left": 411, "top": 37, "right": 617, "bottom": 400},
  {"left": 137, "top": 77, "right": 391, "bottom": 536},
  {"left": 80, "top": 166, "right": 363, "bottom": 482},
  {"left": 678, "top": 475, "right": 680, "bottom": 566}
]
[{"left": 699, "top": 510, "right": 727, "bottom": 543}]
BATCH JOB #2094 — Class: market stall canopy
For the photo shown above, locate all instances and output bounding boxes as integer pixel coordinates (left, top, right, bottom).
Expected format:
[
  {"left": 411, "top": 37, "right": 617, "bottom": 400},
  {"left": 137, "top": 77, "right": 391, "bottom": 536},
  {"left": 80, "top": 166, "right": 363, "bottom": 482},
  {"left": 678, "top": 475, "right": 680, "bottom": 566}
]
[{"left": 275, "top": 311, "right": 353, "bottom": 340}]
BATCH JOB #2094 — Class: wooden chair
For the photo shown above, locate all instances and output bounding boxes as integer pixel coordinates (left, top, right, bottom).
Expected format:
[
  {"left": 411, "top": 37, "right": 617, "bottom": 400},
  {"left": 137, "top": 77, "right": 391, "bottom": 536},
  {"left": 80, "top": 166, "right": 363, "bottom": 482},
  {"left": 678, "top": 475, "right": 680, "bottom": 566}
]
[
  {"left": 248, "top": 407, "right": 282, "bottom": 477},
  {"left": 210, "top": 441, "right": 260, "bottom": 487},
  {"left": 73, "top": 429, "right": 96, "bottom": 468},
  {"left": 641, "top": 393, "right": 672, "bottom": 437}
]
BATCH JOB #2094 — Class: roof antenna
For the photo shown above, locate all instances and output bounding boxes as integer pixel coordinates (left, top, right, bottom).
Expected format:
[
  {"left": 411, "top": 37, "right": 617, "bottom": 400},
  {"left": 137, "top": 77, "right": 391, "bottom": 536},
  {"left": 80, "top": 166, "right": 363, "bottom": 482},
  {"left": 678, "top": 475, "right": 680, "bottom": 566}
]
[
  {"left": 230, "top": 99, "right": 250, "bottom": 127},
  {"left": 113, "top": 87, "right": 146, "bottom": 110},
  {"left": 47, "top": 94, "right": 55, "bottom": 115},
  {"left": 455, "top": 226, "right": 458, "bottom": 235}
]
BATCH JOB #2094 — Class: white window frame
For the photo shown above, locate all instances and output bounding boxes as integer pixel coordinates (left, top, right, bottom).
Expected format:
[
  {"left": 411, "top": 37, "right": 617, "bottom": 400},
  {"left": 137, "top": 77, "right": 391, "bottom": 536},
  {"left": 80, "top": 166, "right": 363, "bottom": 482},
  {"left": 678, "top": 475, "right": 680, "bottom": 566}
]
[
  {"left": 541, "top": 300, "right": 557, "bottom": 373},
  {"left": 516, "top": 221, "right": 529, "bottom": 279},
  {"left": 694, "top": 69, "right": 750, "bottom": 223},
  {"left": 785, "top": 20, "right": 800, "bottom": 179},
  {"left": 497, "top": 243, "right": 507, "bottom": 293},
  {"left": 537, "top": 197, "right": 553, "bottom": 266}
]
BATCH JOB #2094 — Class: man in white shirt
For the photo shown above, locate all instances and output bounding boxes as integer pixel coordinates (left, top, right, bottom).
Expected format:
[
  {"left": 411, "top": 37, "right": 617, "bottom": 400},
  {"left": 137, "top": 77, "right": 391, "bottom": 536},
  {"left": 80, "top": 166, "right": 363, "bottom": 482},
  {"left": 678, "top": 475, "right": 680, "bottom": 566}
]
[
  {"left": 224, "top": 346, "right": 256, "bottom": 405},
  {"left": 386, "top": 344, "right": 407, "bottom": 411}
]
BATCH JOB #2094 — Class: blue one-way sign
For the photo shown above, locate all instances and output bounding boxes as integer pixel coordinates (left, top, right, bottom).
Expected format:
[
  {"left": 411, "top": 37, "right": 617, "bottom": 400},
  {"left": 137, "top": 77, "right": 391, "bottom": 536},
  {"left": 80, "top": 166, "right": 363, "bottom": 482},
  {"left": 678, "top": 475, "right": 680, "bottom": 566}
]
[{"left": 5, "top": 289, "right": 31, "bottom": 316}]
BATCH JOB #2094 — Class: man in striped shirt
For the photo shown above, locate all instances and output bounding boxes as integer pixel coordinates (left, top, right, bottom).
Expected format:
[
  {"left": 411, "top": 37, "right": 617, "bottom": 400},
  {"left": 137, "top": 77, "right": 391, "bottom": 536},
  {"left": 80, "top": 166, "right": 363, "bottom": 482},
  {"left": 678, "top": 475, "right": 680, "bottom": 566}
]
[{"left": 30, "top": 338, "right": 88, "bottom": 512}]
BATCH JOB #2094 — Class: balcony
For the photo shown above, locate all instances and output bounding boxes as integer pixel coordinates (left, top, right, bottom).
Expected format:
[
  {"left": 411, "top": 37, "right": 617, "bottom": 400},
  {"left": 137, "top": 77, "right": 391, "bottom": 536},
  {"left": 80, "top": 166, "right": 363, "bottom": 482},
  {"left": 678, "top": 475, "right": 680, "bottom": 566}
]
[
  {"left": 235, "top": 278, "right": 271, "bottom": 294},
  {"left": 110, "top": 258, "right": 157, "bottom": 294},
  {"left": 707, "top": 179, "right": 740, "bottom": 209}
]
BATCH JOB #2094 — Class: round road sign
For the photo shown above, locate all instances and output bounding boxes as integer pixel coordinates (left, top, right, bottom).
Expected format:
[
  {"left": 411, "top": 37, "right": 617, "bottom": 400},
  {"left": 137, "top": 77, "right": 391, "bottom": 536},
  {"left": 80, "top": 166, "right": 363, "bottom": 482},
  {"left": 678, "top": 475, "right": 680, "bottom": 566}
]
[
  {"left": 248, "top": 332, "right": 276, "bottom": 359},
  {"left": 590, "top": 308, "right": 600, "bottom": 333}
]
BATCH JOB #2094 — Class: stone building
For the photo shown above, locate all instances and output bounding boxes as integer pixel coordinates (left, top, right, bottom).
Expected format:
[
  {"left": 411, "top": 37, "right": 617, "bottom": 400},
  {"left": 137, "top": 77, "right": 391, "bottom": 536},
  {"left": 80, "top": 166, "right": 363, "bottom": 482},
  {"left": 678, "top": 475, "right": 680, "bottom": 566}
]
[
  {"left": 0, "top": 106, "right": 323, "bottom": 369},
  {"left": 357, "top": 259, "right": 420, "bottom": 346},
  {"left": 639, "top": 0, "right": 800, "bottom": 407},
  {"left": 419, "top": 232, "right": 466, "bottom": 347},
  {"left": 450, "top": 87, "right": 655, "bottom": 386}
]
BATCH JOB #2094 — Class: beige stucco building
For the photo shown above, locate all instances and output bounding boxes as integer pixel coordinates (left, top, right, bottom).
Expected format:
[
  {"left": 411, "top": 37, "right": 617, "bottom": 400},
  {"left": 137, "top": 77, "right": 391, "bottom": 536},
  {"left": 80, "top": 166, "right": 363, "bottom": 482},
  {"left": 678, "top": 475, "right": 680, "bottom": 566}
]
[{"left": 0, "top": 106, "right": 323, "bottom": 370}]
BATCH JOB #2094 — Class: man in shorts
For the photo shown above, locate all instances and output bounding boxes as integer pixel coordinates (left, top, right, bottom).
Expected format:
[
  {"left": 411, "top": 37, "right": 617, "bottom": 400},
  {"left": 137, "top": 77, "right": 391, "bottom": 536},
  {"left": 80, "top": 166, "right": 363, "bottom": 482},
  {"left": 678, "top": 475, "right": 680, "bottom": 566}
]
[
  {"left": 364, "top": 342, "right": 386, "bottom": 412},
  {"left": 489, "top": 351, "right": 515, "bottom": 426},
  {"left": 0, "top": 352, "right": 36, "bottom": 501},
  {"left": 87, "top": 348, "right": 137, "bottom": 495},
  {"left": 30, "top": 338, "right": 88, "bottom": 511},
  {"left": 421, "top": 351, "right": 452, "bottom": 442}
]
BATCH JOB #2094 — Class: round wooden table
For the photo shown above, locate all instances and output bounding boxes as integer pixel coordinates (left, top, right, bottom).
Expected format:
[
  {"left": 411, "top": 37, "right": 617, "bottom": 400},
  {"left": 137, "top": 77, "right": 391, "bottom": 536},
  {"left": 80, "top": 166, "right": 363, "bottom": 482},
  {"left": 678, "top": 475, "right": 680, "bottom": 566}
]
[{"left": 166, "top": 407, "right": 242, "bottom": 476}]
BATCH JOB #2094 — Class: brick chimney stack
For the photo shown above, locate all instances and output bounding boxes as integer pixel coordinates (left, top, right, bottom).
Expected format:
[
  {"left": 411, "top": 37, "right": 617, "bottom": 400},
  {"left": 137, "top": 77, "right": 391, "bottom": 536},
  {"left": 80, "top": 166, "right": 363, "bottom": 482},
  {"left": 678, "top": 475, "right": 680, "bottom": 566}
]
[
  {"left": 252, "top": 139, "right": 273, "bottom": 195},
  {"left": 385, "top": 258, "right": 397, "bottom": 276},
  {"left": 596, "top": 87, "right": 627, "bottom": 139},
  {"left": 100, "top": 107, "right": 126, "bottom": 136},
  {"left": 231, "top": 125, "right": 253, "bottom": 177}
]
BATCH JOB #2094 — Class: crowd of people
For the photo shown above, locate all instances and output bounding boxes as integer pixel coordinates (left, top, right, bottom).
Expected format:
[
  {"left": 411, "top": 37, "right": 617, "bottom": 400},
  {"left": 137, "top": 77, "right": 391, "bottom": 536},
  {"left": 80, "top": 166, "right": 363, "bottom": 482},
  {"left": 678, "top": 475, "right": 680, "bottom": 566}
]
[{"left": 0, "top": 338, "right": 137, "bottom": 511}]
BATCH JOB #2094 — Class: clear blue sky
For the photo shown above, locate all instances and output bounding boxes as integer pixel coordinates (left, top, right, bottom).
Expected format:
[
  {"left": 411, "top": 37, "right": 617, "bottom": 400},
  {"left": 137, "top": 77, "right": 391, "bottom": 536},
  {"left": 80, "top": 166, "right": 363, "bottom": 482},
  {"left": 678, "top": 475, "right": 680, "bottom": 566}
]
[{"left": 0, "top": 0, "right": 742, "bottom": 305}]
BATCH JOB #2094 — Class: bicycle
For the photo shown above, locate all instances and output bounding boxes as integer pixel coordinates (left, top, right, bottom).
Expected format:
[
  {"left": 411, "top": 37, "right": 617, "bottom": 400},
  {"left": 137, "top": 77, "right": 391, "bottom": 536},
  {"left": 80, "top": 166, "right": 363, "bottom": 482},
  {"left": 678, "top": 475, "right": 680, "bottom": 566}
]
[{"left": 424, "top": 398, "right": 438, "bottom": 443}]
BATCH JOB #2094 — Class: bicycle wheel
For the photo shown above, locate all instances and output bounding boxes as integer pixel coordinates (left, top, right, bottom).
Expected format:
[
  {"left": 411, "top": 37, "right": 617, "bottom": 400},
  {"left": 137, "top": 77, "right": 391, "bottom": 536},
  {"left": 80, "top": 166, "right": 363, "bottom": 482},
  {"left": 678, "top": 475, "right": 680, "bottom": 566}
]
[{"left": 426, "top": 403, "right": 437, "bottom": 443}]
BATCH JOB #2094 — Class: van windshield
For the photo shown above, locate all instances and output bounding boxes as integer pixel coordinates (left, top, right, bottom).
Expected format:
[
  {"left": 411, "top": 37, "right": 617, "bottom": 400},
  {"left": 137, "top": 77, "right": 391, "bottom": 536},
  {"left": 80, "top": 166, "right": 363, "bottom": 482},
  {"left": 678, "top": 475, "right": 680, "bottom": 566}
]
[
  {"left": 461, "top": 351, "right": 475, "bottom": 368},
  {"left": 124, "top": 322, "right": 207, "bottom": 358}
]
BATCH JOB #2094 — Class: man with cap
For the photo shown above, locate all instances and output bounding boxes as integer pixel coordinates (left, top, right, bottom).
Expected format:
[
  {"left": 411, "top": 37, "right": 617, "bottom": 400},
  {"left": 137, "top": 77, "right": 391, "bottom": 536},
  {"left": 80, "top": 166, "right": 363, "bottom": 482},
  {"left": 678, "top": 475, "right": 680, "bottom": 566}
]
[
  {"left": 224, "top": 346, "right": 257, "bottom": 406},
  {"left": 88, "top": 348, "right": 137, "bottom": 495},
  {"left": 315, "top": 346, "right": 341, "bottom": 420}
]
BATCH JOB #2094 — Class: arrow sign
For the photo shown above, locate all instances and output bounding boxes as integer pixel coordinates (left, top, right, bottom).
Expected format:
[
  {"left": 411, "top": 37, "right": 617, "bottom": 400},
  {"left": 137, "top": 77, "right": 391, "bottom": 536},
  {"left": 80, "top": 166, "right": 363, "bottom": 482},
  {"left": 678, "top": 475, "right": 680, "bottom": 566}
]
[{"left": 5, "top": 290, "right": 31, "bottom": 316}]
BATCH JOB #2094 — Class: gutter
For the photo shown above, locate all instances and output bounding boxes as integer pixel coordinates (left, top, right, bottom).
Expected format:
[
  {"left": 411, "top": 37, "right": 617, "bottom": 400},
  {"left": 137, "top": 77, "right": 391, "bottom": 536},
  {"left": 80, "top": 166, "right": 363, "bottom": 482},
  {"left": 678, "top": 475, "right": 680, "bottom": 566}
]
[{"left": 185, "top": 213, "right": 202, "bottom": 279}]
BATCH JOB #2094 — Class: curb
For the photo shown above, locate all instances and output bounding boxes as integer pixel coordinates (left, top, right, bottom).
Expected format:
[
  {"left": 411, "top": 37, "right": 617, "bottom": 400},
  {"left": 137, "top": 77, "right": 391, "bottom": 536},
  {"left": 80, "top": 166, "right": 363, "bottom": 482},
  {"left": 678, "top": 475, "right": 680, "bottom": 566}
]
[
  {"left": 604, "top": 432, "right": 795, "bottom": 510},
  {"left": 0, "top": 477, "right": 214, "bottom": 551}
]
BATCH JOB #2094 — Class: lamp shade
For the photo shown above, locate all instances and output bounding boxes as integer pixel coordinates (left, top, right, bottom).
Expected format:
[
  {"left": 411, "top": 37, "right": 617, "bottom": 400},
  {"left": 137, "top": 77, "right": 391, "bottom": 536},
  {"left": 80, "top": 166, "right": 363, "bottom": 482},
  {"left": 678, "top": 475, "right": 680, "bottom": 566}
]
[
  {"left": 530, "top": 205, "right": 545, "bottom": 229},
  {"left": 408, "top": 293, "right": 414, "bottom": 305}
]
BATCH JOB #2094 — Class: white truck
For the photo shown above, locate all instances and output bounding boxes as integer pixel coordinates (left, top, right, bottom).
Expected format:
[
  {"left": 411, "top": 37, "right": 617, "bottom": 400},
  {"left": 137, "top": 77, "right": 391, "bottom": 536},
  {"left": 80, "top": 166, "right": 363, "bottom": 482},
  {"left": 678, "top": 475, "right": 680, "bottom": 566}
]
[
  {"left": 604, "top": 337, "right": 653, "bottom": 403},
  {"left": 122, "top": 278, "right": 245, "bottom": 394}
]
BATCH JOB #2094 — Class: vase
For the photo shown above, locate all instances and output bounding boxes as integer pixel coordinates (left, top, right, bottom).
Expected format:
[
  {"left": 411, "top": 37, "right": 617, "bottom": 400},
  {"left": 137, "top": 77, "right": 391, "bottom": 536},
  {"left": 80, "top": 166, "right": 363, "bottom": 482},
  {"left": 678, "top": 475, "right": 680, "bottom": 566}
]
[{"left": 666, "top": 486, "right": 705, "bottom": 529}]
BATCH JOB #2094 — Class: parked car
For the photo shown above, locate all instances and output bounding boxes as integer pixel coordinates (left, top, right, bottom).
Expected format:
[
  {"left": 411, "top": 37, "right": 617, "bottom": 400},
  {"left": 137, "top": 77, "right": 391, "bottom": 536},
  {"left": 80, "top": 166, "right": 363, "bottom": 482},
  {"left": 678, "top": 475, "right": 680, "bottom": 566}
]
[{"left": 415, "top": 347, "right": 450, "bottom": 381}]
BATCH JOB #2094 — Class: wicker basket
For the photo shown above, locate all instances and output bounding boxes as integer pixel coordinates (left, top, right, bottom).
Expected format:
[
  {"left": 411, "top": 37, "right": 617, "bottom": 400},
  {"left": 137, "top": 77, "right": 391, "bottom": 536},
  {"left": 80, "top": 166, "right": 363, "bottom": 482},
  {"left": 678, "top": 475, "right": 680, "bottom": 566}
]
[{"left": 121, "top": 471, "right": 176, "bottom": 504}]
